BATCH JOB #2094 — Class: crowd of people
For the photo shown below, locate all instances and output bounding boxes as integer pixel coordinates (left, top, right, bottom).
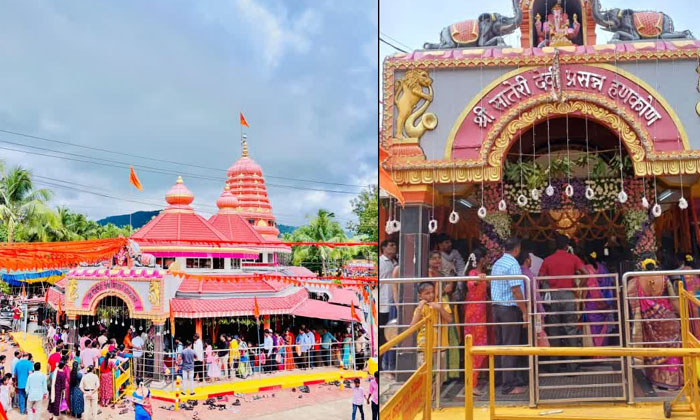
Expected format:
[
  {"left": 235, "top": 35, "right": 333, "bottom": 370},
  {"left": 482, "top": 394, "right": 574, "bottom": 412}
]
[{"left": 380, "top": 232, "right": 700, "bottom": 395}]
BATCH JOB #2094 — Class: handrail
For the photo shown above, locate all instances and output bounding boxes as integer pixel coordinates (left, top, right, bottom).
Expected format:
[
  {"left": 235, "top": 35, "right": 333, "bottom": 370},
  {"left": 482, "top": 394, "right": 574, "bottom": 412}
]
[
  {"left": 468, "top": 345, "right": 700, "bottom": 357},
  {"left": 379, "top": 316, "right": 428, "bottom": 356}
]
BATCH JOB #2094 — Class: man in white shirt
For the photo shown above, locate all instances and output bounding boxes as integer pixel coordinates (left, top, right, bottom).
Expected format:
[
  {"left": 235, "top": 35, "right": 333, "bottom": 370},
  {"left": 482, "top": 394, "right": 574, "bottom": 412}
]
[
  {"left": 379, "top": 239, "right": 398, "bottom": 372},
  {"left": 131, "top": 333, "right": 144, "bottom": 378},
  {"left": 263, "top": 329, "right": 273, "bottom": 373},
  {"left": 304, "top": 328, "right": 315, "bottom": 368},
  {"left": 80, "top": 365, "right": 100, "bottom": 420},
  {"left": 193, "top": 334, "right": 205, "bottom": 382},
  {"left": 97, "top": 331, "right": 107, "bottom": 347}
]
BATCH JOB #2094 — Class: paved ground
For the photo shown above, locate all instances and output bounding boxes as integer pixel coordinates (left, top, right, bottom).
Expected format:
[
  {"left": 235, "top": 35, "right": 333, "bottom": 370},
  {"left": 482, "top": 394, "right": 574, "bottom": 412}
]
[{"left": 4, "top": 383, "right": 359, "bottom": 419}]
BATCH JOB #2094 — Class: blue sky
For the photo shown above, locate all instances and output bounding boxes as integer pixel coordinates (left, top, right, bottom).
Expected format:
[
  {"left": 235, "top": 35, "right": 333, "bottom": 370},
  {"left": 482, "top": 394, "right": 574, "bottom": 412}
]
[
  {"left": 381, "top": 0, "right": 700, "bottom": 67},
  {"left": 0, "top": 1, "right": 378, "bottom": 227}
]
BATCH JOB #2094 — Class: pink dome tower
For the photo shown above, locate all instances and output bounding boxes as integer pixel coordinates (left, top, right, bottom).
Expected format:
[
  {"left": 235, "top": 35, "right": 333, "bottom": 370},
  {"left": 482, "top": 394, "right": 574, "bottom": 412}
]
[{"left": 225, "top": 139, "right": 280, "bottom": 241}]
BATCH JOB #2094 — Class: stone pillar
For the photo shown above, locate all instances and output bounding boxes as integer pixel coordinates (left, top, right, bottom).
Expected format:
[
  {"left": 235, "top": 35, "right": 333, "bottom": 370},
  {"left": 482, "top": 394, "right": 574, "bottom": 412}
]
[
  {"left": 67, "top": 315, "right": 79, "bottom": 347},
  {"left": 397, "top": 204, "right": 431, "bottom": 376},
  {"left": 152, "top": 320, "right": 165, "bottom": 382}
]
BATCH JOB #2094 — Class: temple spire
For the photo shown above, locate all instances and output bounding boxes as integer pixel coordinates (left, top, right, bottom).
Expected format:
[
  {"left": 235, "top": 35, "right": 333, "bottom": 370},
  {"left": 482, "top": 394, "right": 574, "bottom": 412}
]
[{"left": 241, "top": 134, "right": 249, "bottom": 157}]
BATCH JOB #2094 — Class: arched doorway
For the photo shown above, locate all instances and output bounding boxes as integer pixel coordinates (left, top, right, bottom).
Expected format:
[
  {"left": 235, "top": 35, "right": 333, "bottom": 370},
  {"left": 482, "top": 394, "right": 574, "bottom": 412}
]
[{"left": 78, "top": 294, "right": 150, "bottom": 344}]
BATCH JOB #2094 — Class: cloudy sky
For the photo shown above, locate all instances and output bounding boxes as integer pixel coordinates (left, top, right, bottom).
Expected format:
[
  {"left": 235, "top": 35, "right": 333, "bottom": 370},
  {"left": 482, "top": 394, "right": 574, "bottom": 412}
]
[
  {"left": 0, "top": 0, "right": 378, "bottom": 228},
  {"left": 381, "top": 0, "right": 700, "bottom": 68}
]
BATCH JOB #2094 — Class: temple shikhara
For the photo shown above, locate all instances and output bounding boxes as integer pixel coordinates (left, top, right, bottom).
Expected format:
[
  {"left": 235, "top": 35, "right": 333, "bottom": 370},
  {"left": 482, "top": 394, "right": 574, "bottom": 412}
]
[{"left": 380, "top": 1, "right": 700, "bottom": 419}]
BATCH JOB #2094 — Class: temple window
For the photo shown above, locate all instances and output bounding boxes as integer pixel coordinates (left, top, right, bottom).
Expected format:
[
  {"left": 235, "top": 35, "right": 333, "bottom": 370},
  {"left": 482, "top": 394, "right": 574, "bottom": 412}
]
[
  {"left": 230, "top": 258, "right": 241, "bottom": 269},
  {"left": 212, "top": 257, "right": 225, "bottom": 270},
  {"left": 185, "top": 258, "right": 212, "bottom": 269}
]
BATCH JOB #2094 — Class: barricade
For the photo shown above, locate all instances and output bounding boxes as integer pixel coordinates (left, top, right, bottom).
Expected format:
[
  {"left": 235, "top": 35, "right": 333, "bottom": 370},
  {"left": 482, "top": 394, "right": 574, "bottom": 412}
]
[
  {"left": 379, "top": 275, "right": 532, "bottom": 408},
  {"left": 533, "top": 273, "right": 625, "bottom": 403},
  {"left": 621, "top": 269, "right": 700, "bottom": 402}
]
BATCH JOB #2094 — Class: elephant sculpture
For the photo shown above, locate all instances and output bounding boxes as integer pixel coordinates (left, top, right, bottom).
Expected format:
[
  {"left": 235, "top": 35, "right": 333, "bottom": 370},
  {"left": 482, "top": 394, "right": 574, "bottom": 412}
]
[
  {"left": 424, "top": 0, "right": 522, "bottom": 49},
  {"left": 591, "top": 0, "right": 694, "bottom": 42}
]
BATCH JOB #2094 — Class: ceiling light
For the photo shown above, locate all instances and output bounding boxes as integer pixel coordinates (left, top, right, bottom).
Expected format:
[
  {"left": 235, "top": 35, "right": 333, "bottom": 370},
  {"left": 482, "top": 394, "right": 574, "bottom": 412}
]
[
  {"left": 659, "top": 190, "right": 673, "bottom": 202},
  {"left": 458, "top": 199, "right": 474, "bottom": 208}
]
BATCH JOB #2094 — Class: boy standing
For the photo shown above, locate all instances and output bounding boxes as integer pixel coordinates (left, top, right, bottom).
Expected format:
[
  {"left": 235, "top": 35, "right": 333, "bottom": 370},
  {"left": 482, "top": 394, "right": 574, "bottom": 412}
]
[{"left": 351, "top": 378, "right": 365, "bottom": 420}]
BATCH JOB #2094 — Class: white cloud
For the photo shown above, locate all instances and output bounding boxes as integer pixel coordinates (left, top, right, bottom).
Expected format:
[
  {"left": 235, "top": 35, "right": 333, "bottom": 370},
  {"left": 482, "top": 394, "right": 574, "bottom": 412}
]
[{"left": 229, "top": 0, "right": 322, "bottom": 66}]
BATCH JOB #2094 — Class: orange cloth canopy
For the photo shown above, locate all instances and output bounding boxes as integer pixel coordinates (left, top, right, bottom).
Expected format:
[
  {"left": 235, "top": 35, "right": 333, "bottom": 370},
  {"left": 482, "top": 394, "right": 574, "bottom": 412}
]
[{"left": 0, "top": 237, "right": 129, "bottom": 271}]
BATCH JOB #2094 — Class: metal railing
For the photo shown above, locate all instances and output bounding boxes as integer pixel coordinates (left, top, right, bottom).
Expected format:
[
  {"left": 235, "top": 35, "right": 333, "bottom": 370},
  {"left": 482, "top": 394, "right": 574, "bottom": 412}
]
[
  {"left": 463, "top": 339, "right": 700, "bottom": 420},
  {"left": 379, "top": 309, "right": 433, "bottom": 420},
  {"left": 533, "top": 273, "right": 625, "bottom": 403},
  {"left": 379, "top": 275, "right": 533, "bottom": 408},
  {"left": 621, "top": 269, "right": 700, "bottom": 402}
]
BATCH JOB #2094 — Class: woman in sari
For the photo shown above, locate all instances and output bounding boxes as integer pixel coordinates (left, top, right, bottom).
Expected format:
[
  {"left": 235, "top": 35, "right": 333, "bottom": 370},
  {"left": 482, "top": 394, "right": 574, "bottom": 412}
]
[
  {"left": 131, "top": 378, "right": 152, "bottom": 420},
  {"left": 627, "top": 254, "right": 683, "bottom": 389},
  {"left": 582, "top": 251, "right": 615, "bottom": 348},
  {"left": 284, "top": 328, "right": 295, "bottom": 370},
  {"left": 48, "top": 361, "right": 67, "bottom": 420},
  {"left": 99, "top": 352, "right": 115, "bottom": 406},
  {"left": 69, "top": 361, "right": 84, "bottom": 418},
  {"left": 464, "top": 247, "right": 488, "bottom": 395},
  {"left": 342, "top": 333, "right": 353, "bottom": 369}
]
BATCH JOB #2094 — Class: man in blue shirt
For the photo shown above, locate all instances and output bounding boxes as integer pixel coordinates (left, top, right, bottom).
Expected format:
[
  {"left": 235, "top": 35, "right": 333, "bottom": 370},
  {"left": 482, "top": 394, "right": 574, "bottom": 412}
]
[
  {"left": 490, "top": 237, "right": 527, "bottom": 396},
  {"left": 13, "top": 352, "right": 34, "bottom": 414},
  {"left": 25, "top": 362, "right": 47, "bottom": 420},
  {"left": 321, "top": 328, "right": 337, "bottom": 366},
  {"left": 297, "top": 328, "right": 309, "bottom": 369}
]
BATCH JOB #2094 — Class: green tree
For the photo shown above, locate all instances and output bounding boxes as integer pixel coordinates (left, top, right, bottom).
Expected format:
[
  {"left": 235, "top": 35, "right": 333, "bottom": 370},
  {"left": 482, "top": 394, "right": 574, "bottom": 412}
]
[
  {"left": 347, "top": 185, "right": 378, "bottom": 243},
  {"left": 287, "top": 209, "right": 351, "bottom": 275},
  {"left": 0, "top": 165, "right": 59, "bottom": 242}
]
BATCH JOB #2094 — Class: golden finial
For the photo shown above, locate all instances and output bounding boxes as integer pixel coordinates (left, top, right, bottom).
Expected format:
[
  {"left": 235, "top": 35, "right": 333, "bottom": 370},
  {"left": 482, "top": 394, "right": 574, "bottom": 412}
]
[
  {"left": 224, "top": 185, "right": 230, "bottom": 191},
  {"left": 242, "top": 139, "right": 249, "bottom": 157},
  {"left": 176, "top": 176, "right": 184, "bottom": 184}
]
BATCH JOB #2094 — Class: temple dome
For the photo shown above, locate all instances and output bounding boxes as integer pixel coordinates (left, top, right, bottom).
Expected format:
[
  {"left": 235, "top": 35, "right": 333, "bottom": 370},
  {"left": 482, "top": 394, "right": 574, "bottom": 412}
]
[
  {"left": 165, "top": 176, "right": 194, "bottom": 208},
  {"left": 216, "top": 185, "right": 239, "bottom": 211},
  {"left": 227, "top": 140, "right": 263, "bottom": 177}
]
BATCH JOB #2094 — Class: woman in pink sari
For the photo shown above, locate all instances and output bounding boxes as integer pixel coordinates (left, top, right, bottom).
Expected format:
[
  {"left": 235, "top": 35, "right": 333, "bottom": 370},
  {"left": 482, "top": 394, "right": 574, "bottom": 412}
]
[
  {"left": 627, "top": 254, "right": 683, "bottom": 389},
  {"left": 582, "top": 251, "right": 615, "bottom": 348},
  {"left": 464, "top": 247, "right": 488, "bottom": 396}
]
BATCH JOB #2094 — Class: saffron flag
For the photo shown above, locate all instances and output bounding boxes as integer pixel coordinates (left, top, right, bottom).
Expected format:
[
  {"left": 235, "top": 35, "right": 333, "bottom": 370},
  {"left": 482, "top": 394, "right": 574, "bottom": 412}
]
[
  {"left": 44, "top": 287, "right": 50, "bottom": 305},
  {"left": 379, "top": 146, "right": 405, "bottom": 205},
  {"left": 240, "top": 112, "right": 249, "bottom": 128},
  {"left": 129, "top": 166, "right": 143, "bottom": 191},
  {"left": 254, "top": 296, "right": 260, "bottom": 321},
  {"left": 351, "top": 302, "right": 362, "bottom": 323},
  {"left": 169, "top": 304, "right": 176, "bottom": 337},
  {"left": 56, "top": 298, "right": 62, "bottom": 325},
  {"left": 21, "top": 284, "right": 26, "bottom": 301}
]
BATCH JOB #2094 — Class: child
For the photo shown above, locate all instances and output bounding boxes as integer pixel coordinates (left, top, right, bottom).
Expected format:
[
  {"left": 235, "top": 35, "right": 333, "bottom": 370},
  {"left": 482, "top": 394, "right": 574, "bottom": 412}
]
[
  {"left": 207, "top": 347, "right": 221, "bottom": 381},
  {"left": 410, "top": 281, "right": 453, "bottom": 368},
  {"left": 351, "top": 378, "right": 365, "bottom": 420},
  {"left": 0, "top": 355, "right": 6, "bottom": 377},
  {"left": 0, "top": 373, "right": 11, "bottom": 414}
]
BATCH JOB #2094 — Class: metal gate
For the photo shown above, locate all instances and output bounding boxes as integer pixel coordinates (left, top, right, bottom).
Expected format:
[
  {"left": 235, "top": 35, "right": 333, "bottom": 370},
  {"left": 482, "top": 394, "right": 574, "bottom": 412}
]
[{"left": 533, "top": 273, "right": 626, "bottom": 403}]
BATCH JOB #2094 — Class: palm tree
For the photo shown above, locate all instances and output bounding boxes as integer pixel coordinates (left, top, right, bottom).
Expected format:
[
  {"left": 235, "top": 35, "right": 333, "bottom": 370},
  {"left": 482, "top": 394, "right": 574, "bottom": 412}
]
[
  {"left": 0, "top": 165, "right": 59, "bottom": 243},
  {"left": 291, "top": 209, "right": 350, "bottom": 276}
]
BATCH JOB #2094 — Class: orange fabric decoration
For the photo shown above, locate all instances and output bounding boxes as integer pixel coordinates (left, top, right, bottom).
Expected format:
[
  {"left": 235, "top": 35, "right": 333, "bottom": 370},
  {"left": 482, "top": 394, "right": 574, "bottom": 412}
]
[
  {"left": 169, "top": 304, "right": 176, "bottom": 337},
  {"left": 129, "top": 166, "right": 143, "bottom": 191},
  {"left": 253, "top": 296, "right": 260, "bottom": 321},
  {"left": 21, "top": 284, "right": 26, "bottom": 300},
  {"left": 0, "top": 238, "right": 129, "bottom": 271},
  {"left": 240, "top": 112, "right": 250, "bottom": 128},
  {"left": 44, "top": 288, "right": 50, "bottom": 305},
  {"left": 350, "top": 302, "right": 362, "bottom": 323},
  {"left": 56, "top": 298, "right": 63, "bottom": 325},
  {"left": 379, "top": 146, "right": 405, "bottom": 205}
]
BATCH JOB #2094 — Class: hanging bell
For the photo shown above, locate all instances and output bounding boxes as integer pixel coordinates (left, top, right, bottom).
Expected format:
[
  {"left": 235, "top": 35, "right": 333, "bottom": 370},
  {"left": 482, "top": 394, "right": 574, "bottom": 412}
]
[
  {"left": 641, "top": 196, "right": 650, "bottom": 209},
  {"left": 384, "top": 220, "right": 394, "bottom": 234},
  {"left": 617, "top": 190, "right": 628, "bottom": 204},
  {"left": 391, "top": 220, "right": 401, "bottom": 232},
  {"left": 585, "top": 186, "right": 595, "bottom": 200},
  {"left": 80, "top": 324, "right": 83, "bottom": 328},
  {"left": 448, "top": 211, "right": 459, "bottom": 224},
  {"left": 428, "top": 219, "right": 438, "bottom": 233},
  {"left": 679, "top": 197, "right": 688, "bottom": 210},
  {"left": 652, "top": 203, "right": 662, "bottom": 218},
  {"left": 565, "top": 184, "right": 574, "bottom": 198},
  {"left": 531, "top": 188, "right": 540, "bottom": 201},
  {"left": 546, "top": 184, "right": 555, "bottom": 196},
  {"left": 122, "top": 321, "right": 125, "bottom": 326},
  {"left": 477, "top": 206, "right": 487, "bottom": 219},
  {"left": 498, "top": 199, "right": 507, "bottom": 211},
  {"left": 139, "top": 326, "right": 143, "bottom": 331},
  {"left": 517, "top": 194, "right": 528, "bottom": 207}
]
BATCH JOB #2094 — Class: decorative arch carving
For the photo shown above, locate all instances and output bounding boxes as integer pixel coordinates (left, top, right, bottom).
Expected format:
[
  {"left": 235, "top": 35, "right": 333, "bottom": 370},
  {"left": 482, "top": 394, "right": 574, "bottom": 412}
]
[{"left": 87, "top": 291, "right": 137, "bottom": 317}]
